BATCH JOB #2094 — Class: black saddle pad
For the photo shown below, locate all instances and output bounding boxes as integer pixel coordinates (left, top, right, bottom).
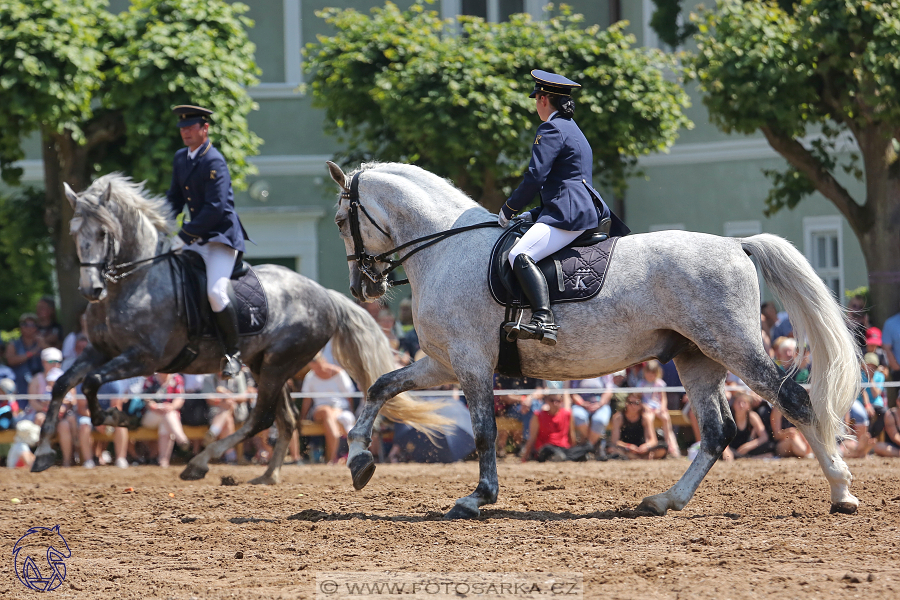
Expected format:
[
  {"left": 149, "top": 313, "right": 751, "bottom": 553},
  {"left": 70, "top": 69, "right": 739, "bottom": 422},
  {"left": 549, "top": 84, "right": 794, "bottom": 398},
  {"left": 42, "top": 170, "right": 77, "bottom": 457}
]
[
  {"left": 170, "top": 251, "right": 269, "bottom": 339},
  {"left": 488, "top": 222, "right": 618, "bottom": 308}
]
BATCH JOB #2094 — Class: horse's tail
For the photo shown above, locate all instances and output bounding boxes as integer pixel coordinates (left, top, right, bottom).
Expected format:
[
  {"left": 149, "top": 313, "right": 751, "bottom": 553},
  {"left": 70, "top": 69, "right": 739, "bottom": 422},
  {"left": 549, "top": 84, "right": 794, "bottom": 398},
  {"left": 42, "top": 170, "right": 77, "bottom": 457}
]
[
  {"left": 741, "top": 234, "right": 860, "bottom": 454},
  {"left": 326, "top": 290, "right": 452, "bottom": 439}
]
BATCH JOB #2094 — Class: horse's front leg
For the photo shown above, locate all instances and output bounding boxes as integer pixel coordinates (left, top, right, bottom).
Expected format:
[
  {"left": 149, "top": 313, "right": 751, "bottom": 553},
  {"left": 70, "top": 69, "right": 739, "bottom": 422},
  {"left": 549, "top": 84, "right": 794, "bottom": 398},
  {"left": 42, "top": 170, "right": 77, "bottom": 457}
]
[
  {"left": 80, "top": 349, "right": 152, "bottom": 428},
  {"left": 444, "top": 367, "right": 497, "bottom": 520},
  {"left": 348, "top": 356, "right": 456, "bottom": 490},
  {"left": 32, "top": 347, "right": 107, "bottom": 472}
]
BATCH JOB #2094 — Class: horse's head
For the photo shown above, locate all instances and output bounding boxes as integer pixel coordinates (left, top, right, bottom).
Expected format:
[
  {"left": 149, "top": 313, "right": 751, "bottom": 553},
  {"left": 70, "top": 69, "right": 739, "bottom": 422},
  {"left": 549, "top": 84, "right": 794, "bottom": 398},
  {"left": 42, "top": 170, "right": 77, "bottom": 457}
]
[
  {"left": 65, "top": 181, "right": 120, "bottom": 302},
  {"left": 328, "top": 161, "right": 393, "bottom": 301}
]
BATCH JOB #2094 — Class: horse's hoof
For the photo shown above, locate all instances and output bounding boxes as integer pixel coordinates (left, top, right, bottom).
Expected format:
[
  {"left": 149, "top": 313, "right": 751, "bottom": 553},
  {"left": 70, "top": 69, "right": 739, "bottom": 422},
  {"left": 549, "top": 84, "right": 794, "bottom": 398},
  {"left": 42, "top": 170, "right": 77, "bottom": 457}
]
[
  {"left": 349, "top": 452, "right": 376, "bottom": 490},
  {"left": 249, "top": 475, "right": 278, "bottom": 486},
  {"left": 444, "top": 502, "right": 480, "bottom": 520},
  {"left": 636, "top": 497, "right": 669, "bottom": 516},
  {"left": 830, "top": 501, "right": 858, "bottom": 515},
  {"left": 30, "top": 453, "right": 56, "bottom": 473},
  {"left": 179, "top": 463, "right": 209, "bottom": 481}
]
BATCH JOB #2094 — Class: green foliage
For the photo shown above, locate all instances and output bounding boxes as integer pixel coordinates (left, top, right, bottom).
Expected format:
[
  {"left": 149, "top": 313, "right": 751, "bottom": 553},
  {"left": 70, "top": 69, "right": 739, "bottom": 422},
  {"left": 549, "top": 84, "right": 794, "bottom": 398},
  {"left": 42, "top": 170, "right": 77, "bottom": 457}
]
[
  {"left": 685, "top": 0, "right": 900, "bottom": 215},
  {"left": 304, "top": 1, "right": 692, "bottom": 206},
  {"left": 0, "top": 0, "right": 109, "bottom": 184},
  {"left": 0, "top": 0, "right": 262, "bottom": 193},
  {"left": 0, "top": 187, "right": 55, "bottom": 331},
  {"left": 649, "top": 0, "right": 698, "bottom": 49}
]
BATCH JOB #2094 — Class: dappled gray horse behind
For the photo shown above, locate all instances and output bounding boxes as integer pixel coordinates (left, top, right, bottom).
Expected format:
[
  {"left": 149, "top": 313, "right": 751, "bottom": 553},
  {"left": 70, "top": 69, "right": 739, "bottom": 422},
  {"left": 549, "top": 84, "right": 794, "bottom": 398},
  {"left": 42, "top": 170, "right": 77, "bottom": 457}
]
[
  {"left": 32, "top": 173, "right": 448, "bottom": 483},
  {"left": 328, "top": 161, "right": 862, "bottom": 519}
]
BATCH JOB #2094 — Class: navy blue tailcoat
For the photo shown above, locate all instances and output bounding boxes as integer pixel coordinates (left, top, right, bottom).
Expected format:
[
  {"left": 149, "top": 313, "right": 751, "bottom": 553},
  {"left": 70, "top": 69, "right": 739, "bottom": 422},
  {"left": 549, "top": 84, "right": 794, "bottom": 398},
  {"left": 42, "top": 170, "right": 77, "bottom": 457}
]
[
  {"left": 166, "top": 140, "right": 248, "bottom": 251},
  {"left": 504, "top": 114, "right": 629, "bottom": 237}
]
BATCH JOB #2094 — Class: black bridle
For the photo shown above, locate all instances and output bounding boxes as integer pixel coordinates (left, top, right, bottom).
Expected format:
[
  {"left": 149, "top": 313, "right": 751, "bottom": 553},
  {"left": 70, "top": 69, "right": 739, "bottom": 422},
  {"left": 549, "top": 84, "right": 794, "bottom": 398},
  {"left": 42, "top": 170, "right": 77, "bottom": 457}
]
[
  {"left": 342, "top": 171, "right": 501, "bottom": 287},
  {"left": 77, "top": 222, "right": 173, "bottom": 284}
]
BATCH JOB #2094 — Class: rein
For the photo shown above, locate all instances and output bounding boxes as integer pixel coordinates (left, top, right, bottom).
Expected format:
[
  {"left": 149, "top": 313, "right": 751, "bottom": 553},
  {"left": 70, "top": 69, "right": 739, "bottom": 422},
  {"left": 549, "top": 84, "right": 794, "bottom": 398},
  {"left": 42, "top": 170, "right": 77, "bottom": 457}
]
[
  {"left": 342, "top": 171, "right": 501, "bottom": 286},
  {"left": 78, "top": 230, "right": 174, "bottom": 284}
]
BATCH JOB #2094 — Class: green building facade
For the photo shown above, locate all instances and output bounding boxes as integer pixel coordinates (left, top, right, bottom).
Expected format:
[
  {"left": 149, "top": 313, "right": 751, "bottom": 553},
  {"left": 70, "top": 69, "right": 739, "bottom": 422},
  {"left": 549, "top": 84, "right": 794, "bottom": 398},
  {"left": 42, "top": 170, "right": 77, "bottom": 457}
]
[{"left": 15, "top": 1, "right": 865, "bottom": 305}]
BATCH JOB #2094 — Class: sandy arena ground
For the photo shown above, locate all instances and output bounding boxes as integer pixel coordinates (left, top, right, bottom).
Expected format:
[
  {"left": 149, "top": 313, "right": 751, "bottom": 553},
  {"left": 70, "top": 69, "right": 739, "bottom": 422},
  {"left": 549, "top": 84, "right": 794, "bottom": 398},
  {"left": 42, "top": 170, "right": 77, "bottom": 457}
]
[{"left": 1, "top": 456, "right": 899, "bottom": 599}]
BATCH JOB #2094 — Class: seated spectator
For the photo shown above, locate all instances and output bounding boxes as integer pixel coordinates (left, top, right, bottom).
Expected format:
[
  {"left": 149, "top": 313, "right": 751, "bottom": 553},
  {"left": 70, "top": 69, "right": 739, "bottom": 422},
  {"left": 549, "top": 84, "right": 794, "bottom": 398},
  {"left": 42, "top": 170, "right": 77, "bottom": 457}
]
[
  {"left": 140, "top": 373, "right": 190, "bottom": 468},
  {"left": 494, "top": 375, "right": 541, "bottom": 457},
  {"left": 865, "top": 327, "right": 888, "bottom": 368},
  {"left": 728, "top": 390, "right": 772, "bottom": 458},
  {"left": 608, "top": 392, "right": 667, "bottom": 460},
  {"left": 873, "top": 406, "right": 900, "bottom": 458},
  {"left": 638, "top": 360, "right": 680, "bottom": 457},
  {"left": 75, "top": 378, "right": 132, "bottom": 469},
  {"left": 863, "top": 352, "right": 887, "bottom": 438},
  {"left": 6, "top": 419, "right": 41, "bottom": 469},
  {"left": 300, "top": 353, "right": 356, "bottom": 464},
  {"left": 771, "top": 407, "right": 812, "bottom": 458},
  {"left": 181, "top": 374, "right": 212, "bottom": 455},
  {"left": 568, "top": 374, "right": 614, "bottom": 449},
  {"left": 204, "top": 368, "right": 253, "bottom": 464},
  {"left": 6, "top": 313, "right": 44, "bottom": 396},
  {"left": 847, "top": 294, "right": 869, "bottom": 354},
  {"left": 843, "top": 360, "right": 877, "bottom": 459},
  {"left": 774, "top": 337, "right": 809, "bottom": 383},
  {"left": 30, "top": 348, "right": 76, "bottom": 466},
  {"left": 520, "top": 392, "right": 574, "bottom": 462},
  {"left": 35, "top": 296, "right": 62, "bottom": 350},
  {"left": 61, "top": 308, "right": 87, "bottom": 366},
  {"left": 0, "top": 377, "right": 19, "bottom": 430}
]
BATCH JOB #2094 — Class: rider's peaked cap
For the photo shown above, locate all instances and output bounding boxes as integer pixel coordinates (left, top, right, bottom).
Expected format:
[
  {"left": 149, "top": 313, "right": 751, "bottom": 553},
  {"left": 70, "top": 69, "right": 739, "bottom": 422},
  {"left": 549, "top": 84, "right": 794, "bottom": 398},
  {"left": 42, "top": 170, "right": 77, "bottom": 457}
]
[
  {"left": 172, "top": 105, "right": 213, "bottom": 128},
  {"left": 529, "top": 70, "right": 581, "bottom": 98}
]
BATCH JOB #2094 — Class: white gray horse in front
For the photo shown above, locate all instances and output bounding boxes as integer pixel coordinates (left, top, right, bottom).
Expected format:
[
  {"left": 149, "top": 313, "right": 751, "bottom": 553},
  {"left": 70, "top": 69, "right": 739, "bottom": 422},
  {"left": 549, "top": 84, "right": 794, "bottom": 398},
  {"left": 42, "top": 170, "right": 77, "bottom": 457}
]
[{"left": 328, "top": 161, "right": 861, "bottom": 519}]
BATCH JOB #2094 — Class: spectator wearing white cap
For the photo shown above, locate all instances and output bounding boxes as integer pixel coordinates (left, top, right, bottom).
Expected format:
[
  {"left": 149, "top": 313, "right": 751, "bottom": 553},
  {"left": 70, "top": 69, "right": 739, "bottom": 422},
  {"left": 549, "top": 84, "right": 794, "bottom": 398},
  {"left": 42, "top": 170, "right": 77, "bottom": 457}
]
[{"left": 30, "top": 347, "right": 78, "bottom": 466}]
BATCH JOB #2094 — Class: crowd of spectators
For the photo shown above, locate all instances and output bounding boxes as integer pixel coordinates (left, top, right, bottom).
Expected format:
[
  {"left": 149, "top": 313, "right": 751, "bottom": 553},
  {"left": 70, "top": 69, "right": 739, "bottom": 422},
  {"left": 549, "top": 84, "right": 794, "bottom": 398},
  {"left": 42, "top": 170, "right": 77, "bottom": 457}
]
[{"left": 4, "top": 293, "right": 900, "bottom": 469}]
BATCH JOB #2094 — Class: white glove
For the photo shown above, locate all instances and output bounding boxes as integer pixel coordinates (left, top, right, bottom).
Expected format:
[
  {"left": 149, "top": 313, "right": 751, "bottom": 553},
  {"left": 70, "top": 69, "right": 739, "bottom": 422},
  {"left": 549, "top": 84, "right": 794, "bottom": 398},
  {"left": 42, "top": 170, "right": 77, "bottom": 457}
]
[
  {"left": 498, "top": 211, "right": 510, "bottom": 228},
  {"left": 170, "top": 236, "right": 186, "bottom": 253}
]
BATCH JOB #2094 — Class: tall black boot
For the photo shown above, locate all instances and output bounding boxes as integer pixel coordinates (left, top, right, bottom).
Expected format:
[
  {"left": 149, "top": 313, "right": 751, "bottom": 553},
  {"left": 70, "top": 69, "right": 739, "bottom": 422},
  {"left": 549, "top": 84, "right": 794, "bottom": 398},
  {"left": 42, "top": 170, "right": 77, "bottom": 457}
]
[
  {"left": 214, "top": 283, "right": 243, "bottom": 379},
  {"left": 503, "top": 254, "right": 557, "bottom": 346}
]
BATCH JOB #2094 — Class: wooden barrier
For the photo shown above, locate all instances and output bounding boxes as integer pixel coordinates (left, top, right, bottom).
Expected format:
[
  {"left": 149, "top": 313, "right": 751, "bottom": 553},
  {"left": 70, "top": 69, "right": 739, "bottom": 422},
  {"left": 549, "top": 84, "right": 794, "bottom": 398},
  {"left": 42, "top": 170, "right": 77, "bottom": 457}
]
[{"left": 0, "top": 420, "right": 326, "bottom": 453}]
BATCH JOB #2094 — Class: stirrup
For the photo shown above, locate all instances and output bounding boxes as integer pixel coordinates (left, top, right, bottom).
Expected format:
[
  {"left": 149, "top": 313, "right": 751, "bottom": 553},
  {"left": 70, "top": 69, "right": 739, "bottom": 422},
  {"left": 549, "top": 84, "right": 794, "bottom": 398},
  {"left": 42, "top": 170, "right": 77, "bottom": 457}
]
[{"left": 220, "top": 352, "right": 242, "bottom": 380}]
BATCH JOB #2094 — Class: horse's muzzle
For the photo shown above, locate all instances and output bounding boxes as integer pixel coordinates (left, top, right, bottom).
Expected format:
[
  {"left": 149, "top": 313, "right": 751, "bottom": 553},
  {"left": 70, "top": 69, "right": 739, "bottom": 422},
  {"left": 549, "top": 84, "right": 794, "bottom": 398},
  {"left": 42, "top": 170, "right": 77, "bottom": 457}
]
[{"left": 79, "top": 285, "right": 107, "bottom": 302}]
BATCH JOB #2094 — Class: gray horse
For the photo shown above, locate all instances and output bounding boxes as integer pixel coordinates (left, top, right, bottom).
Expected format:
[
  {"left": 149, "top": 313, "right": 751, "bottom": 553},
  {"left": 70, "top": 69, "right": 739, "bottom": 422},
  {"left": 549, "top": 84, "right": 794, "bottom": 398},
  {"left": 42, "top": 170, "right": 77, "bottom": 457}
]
[
  {"left": 31, "top": 173, "right": 447, "bottom": 483},
  {"left": 327, "top": 161, "right": 862, "bottom": 519}
]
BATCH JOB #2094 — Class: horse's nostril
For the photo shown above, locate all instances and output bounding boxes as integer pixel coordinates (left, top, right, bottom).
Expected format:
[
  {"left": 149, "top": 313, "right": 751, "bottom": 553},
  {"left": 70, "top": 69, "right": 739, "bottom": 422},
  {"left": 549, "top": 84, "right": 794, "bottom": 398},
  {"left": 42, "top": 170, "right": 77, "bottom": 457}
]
[
  {"left": 349, "top": 286, "right": 360, "bottom": 300},
  {"left": 92, "top": 287, "right": 104, "bottom": 298}
]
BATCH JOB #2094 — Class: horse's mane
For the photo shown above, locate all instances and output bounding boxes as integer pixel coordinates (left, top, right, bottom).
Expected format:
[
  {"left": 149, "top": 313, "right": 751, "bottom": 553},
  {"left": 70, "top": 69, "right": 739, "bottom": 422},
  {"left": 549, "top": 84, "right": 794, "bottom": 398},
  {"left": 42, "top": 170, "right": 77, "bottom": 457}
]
[
  {"left": 72, "top": 173, "right": 173, "bottom": 241},
  {"left": 351, "top": 162, "right": 487, "bottom": 214}
]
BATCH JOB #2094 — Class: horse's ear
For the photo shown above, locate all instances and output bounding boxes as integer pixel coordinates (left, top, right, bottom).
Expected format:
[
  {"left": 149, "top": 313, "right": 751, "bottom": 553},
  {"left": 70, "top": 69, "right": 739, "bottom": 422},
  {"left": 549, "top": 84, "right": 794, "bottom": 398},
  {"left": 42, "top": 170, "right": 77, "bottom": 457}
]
[
  {"left": 99, "top": 183, "right": 112, "bottom": 205},
  {"left": 326, "top": 161, "right": 348, "bottom": 190},
  {"left": 63, "top": 183, "right": 78, "bottom": 209}
]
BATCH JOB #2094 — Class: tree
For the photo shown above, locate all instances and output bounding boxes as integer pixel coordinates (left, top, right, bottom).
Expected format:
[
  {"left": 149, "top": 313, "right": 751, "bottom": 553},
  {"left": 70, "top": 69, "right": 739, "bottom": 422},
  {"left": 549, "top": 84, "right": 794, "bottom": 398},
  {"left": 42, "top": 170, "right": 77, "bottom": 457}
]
[
  {"left": 0, "top": 187, "right": 56, "bottom": 332},
  {"left": 304, "top": 1, "right": 691, "bottom": 213},
  {"left": 686, "top": 0, "right": 900, "bottom": 326},
  {"left": 648, "top": 0, "right": 698, "bottom": 49},
  {"left": 0, "top": 0, "right": 261, "bottom": 330}
]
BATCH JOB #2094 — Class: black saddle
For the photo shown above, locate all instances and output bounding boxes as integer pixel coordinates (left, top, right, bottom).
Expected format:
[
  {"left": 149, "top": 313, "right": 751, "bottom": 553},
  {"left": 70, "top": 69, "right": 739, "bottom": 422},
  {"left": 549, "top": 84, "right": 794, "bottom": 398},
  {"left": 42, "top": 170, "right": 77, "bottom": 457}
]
[
  {"left": 489, "top": 217, "right": 619, "bottom": 309},
  {"left": 170, "top": 251, "right": 269, "bottom": 340}
]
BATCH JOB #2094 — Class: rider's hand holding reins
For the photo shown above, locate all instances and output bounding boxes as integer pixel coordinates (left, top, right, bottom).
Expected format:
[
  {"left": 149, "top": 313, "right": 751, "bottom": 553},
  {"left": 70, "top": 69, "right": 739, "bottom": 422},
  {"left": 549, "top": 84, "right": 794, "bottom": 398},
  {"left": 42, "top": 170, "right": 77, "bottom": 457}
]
[
  {"left": 170, "top": 235, "right": 186, "bottom": 254},
  {"left": 498, "top": 204, "right": 514, "bottom": 228}
]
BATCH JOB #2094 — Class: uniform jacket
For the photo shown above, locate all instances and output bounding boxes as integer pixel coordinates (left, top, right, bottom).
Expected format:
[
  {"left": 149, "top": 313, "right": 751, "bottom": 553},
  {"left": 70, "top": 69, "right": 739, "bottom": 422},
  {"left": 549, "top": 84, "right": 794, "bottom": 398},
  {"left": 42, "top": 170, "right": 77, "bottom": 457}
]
[
  {"left": 166, "top": 140, "right": 248, "bottom": 251},
  {"left": 504, "top": 114, "right": 629, "bottom": 236}
]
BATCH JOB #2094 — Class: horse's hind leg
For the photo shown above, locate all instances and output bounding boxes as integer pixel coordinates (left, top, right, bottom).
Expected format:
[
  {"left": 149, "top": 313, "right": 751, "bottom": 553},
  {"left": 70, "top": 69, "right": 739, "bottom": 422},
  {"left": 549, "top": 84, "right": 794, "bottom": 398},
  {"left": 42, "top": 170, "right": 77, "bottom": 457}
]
[
  {"left": 180, "top": 376, "right": 279, "bottom": 481},
  {"left": 249, "top": 386, "right": 295, "bottom": 486},
  {"left": 741, "top": 364, "right": 857, "bottom": 514},
  {"left": 638, "top": 349, "right": 734, "bottom": 516}
]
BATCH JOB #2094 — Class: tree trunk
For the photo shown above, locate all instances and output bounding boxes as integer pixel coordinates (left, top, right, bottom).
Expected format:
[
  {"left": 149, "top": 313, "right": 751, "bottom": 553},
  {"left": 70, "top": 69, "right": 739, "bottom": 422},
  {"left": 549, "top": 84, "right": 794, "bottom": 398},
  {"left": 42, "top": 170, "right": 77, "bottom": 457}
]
[
  {"left": 41, "top": 128, "right": 88, "bottom": 334},
  {"left": 859, "top": 177, "right": 900, "bottom": 329}
]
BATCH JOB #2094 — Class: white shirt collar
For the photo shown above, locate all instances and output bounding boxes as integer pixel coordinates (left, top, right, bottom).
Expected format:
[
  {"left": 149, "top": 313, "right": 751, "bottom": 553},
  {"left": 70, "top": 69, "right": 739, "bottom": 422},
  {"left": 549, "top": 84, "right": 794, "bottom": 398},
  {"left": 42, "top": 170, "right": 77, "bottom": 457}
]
[
  {"left": 187, "top": 142, "right": 205, "bottom": 160},
  {"left": 548, "top": 110, "right": 558, "bottom": 121}
]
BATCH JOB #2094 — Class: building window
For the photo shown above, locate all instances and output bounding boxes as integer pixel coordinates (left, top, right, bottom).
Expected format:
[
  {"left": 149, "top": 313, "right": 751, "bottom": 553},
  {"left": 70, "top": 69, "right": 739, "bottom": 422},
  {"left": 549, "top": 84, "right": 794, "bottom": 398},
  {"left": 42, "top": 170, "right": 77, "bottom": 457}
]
[
  {"left": 450, "top": 0, "right": 525, "bottom": 22},
  {"left": 803, "top": 216, "right": 844, "bottom": 301}
]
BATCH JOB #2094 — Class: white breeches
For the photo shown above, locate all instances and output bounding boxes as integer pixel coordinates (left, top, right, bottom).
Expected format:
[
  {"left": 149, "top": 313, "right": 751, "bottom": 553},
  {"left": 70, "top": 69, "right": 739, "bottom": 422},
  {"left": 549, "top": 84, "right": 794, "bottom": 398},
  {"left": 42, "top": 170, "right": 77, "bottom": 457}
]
[
  {"left": 508, "top": 222, "right": 585, "bottom": 267},
  {"left": 185, "top": 242, "right": 238, "bottom": 313}
]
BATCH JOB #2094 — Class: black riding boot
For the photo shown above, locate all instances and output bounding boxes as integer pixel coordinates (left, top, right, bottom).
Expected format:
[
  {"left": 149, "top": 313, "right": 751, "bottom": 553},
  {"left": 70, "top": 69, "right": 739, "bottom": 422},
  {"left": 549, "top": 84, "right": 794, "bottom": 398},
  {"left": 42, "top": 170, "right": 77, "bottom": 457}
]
[
  {"left": 504, "top": 254, "right": 557, "bottom": 346},
  {"left": 214, "top": 283, "right": 243, "bottom": 379}
]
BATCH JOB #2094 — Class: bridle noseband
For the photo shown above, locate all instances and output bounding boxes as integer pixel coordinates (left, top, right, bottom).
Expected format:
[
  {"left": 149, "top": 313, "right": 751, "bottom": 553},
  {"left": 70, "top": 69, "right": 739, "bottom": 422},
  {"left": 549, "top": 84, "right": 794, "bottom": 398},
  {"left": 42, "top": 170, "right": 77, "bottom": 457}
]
[
  {"left": 76, "top": 216, "right": 173, "bottom": 284},
  {"left": 341, "top": 171, "right": 502, "bottom": 288}
]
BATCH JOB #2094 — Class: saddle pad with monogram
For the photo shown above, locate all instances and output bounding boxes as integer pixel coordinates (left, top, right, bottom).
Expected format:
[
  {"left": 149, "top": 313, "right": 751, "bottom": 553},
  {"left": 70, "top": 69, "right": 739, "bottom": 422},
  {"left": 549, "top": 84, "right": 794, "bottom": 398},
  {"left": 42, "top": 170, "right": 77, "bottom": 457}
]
[
  {"left": 171, "top": 252, "right": 269, "bottom": 339},
  {"left": 488, "top": 224, "right": 619, "bottom": 308}
]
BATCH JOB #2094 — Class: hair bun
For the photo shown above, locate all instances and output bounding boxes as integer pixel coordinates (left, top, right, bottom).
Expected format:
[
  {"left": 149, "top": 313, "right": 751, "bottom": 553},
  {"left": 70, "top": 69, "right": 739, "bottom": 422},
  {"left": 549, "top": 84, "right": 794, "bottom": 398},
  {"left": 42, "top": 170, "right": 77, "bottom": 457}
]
[{"left": 559, "top": 96, "right": 575, "bottom": 116}]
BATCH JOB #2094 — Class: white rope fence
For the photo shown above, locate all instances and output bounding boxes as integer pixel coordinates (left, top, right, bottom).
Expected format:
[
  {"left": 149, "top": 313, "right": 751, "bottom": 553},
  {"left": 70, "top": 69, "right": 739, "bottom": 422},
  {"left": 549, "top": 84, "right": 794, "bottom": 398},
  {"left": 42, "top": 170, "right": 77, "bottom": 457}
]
[{"left": 3, "top": 382, "right": 895, "bottom": 402}]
